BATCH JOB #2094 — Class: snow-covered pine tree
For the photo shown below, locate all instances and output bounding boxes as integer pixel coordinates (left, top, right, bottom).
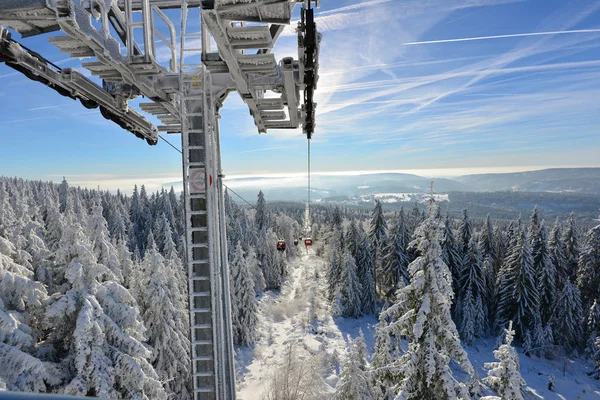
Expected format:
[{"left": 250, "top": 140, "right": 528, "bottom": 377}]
[
  {"left": 247, "top": 246, "right": 265, "bottom": 295},
  {"left": 382, "top": 212, "right": 410, "bottom": 289},
  {"left": 346, "top": 219, "right": 361, "bottom": 260},
  {"left": 327, "top": 245, "right": 341, "bottom": 300},
  {"left": 479, "top": 215, "right": 498, "bottom": 327},
  {"left": 140, "top": 238, "right": 191, "bottom": 399},
  {"left": 259, "top": 229, "right": 281, "bottom": 290},
  {"left": 408, "top": 203, "right": 422, "bottom": 236},
  {"left": 483, "top": 321, "right": 525, "bottom": 400},
  {"left": 0, "top": 232, "right": 58, "bottom": 392},
  {"left": 340, "top": 250, "right": 362, "bottom": 318},
  {"left": 586, "top": 300, "right": 600, "bottom": 358},
  {"left": 533, "top": 222, "right": 556, "bottom": 326},
  {"left": 255, "top": 190, "right": 269, "bottom": 231},
  {"left": 460, "top": 236, "right": 487, "bottom": 343},
  {"left": 58, "top": 177, "right": 69, "bottom": 214},
  {"left": 495, "top": 230, "right": 539, "bottom": 340},
  {"left": 371, "top": 318, "right": 395, "bottom": 400},
  {"left": 44, "top": 223, "right": 166, "bottom": 399},
  {"left": 357, "top": 231, "right": 377, "bottom": 315},
  {"left": 561, "top": 212, "right": 579, "bottom": 284},
  {"left": 230, "top": 243, "right": 259, "bottom": 346},
  {"left": 331, "top": 206, "right": 343, "bottom": 230},
  {"left": 369, "top": 200, "right": 388, "bottom": 289},
  {"left": 551, "top": 281, "right": 583, "bottom": 351},
  {"left": 527, "top": 206, "right": 540, "bottom": 242},
  {"left": 441, "top": 214, "right": 462, "bottom": 318},
  {"left": 458, "top": 209, "right": 473, "bottom": 259},
  {"left": 380, "top": 203, "right": 474, "bottom": 399},
  {"left": 334, "top": 333, "right": 374, "bottom": 400},
  {"left": 86, "top": 200, "right": 123, "bottom": 283},
  {"left": 577, "top": 222, "right": 600, "bottom": 311},
  {"left": 549, "top": 218, "right": 567, "bottom": 291}
]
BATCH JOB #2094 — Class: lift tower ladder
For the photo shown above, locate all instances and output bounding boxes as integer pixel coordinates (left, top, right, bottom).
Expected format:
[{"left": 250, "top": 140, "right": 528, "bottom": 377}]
[{"left": 0, "top": 1, "right": 321, "bottom": 399}]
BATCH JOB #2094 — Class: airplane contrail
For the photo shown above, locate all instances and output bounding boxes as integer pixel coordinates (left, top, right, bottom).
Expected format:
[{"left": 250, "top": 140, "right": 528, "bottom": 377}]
[{"left": 403, "top": 28, "right": 600, "bottom": 45}]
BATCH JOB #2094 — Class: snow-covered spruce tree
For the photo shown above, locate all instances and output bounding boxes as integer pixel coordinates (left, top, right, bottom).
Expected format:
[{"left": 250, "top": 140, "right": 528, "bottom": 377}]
[
  {"left": 230, "top": 243, "right": 258, "bottom": 346},
  {"left": 0, "top": 233, "right": 61, "bottom": 392},
  {"left": 346, "top": 219, "right": 361, "bottom": 260},
  {"left": 259, "top": 229, "right": 281, "bottom": 290},
  {"left": 255, "top": 190, "right": 269, "bottom": 231},
  {"left": 577, "top": 222, "right": 600, "bottom": 311},
  {"left": 86, "top": 200, "right": 123, "bottom": 283},
  {"left": 58, "top": 177, "right": 69, "bottom": 214},
  {"left": 549, "top": 218, "right": 567, "bottom": 291},
  {"left": 592, "top": 336, "right": 600, "bottom": 379},
  {"left": 458, "top": 209, "right": 473, "bottom": 260},
  {"left": 551, "top": 281, "right": 583, "bottom": 352},
  {"left": 483, "top": 321, "right": 525, "bottom": 400},
  {"left": 369, "top": 200, "right": 388, "bottom": 289},
  {"left": 340, "top": 250, "right": 362, "bottom": 318},
  {"left": 495, "top": 230, "right": 539, "bottom": 340},
  {"left": 380, "top": 203, "right": 474, "bottom": 399},
  {"left": 533, "top": 222, "right": 556, "bottom": 326},
  {"left": 140, "top": 238, "right": 191, "bottom": 399},
  {"left": 382, "top": 212, "right": 410, "bottom": 289},
  {"left": 479, "top": 215, "right": 498, "bottom": 326},
  {"left": 44, "top": 223, "right": 166, "bottom": 399},
  {"left": 460, "top": 236, "right": 487, "bottom": 343},
  {"left": 335, "top": 333, "right": 374, "bottom": 400},
  {"left": 527, "top": 206, "right": 540, "bottom": 243},
  {"left": 561, "top": 212, "right": 579, "bottom": 284},
  {"left": 371, "top": 318, "right": 395, "bottom": 400},
  {"left": 357, "top": 231, "right": 377, "bottom": 315},
  {"left": 586, "top": 300, "right": 600, "bottom": 358},
  {"left": 247, "top": 246, "right": 266, "bottom": 295},
  {"left": 441, "top": 214, "right": 462, "bottom": 318}
]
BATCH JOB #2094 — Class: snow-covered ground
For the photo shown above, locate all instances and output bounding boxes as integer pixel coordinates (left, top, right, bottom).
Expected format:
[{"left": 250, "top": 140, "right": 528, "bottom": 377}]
[{"left": 235, "top": 253, "right": 600, "bottom": 400}]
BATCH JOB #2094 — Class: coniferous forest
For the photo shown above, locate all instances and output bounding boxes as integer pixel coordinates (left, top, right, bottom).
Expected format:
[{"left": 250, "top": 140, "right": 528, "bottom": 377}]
[{"left": 1, "top": 175, "right": 600, "bottom": 399}]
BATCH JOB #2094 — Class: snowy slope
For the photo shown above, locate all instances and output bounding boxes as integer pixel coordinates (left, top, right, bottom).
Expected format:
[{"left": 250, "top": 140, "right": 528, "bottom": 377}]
[{"left": 235, "top": 253, "right": 600, "bottom": 399}]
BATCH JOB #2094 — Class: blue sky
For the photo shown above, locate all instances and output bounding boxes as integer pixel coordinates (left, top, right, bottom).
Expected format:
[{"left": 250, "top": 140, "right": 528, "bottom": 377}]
[{"left": 1, "top": 0, "right": 599, "bottom": 192}]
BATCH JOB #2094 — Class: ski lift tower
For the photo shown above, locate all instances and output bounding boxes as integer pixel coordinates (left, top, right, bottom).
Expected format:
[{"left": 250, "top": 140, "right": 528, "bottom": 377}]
[{"left": 0, "top": 1, "right": 320, "bottom": 399}]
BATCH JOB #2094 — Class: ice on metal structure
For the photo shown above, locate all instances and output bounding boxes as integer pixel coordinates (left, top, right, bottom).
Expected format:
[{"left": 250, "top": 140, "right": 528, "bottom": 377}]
[{"left": 0, "top": 0, "right": 320, "bottom": 398}]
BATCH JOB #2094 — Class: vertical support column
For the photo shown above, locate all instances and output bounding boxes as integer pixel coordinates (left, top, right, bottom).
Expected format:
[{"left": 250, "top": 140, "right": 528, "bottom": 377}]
[{"left": 181, "top": 69, "right": 236, "bottom": 400}]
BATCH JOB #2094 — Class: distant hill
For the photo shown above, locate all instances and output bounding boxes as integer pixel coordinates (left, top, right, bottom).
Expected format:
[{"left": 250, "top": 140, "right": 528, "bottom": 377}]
[{"left": 454, "top": 168, "right": 600, "bottom": 194}]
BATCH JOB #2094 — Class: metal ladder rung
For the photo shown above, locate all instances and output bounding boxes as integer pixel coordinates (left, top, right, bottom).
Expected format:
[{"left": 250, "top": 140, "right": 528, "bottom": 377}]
[
  {"left": 191, "top": 292, "right": 211, "bottom": 297},
  {"left": 195, "top": 388, "right": 216, "bottom": 392},
  {"left": 193, "top": 356, "right": 214, "bottom": 361},
  {"left": 189, "top": 211, "right": 207, "bottom": 215},
  {"left": 192, "top": 340, "right": 213, "bottom": 345},
  {"left": 192, "top": 276, "right": 210, "bottom": 281},
  {"left": 194, "top": 372, "right": 215, "bottom": 377},
  {"left": 192, "top": 324, "right": 212, "bottom": 329},
  {"left": 188, "top": 146, "right": 204, "bottom": 150},
  {"left": 183, "top": 48, "right": 203, "bottom": 52},
  {"left": 188, "top": 195, "right": 207, "bottom": 200},
  {"left": 191, "top": 243, "right": 209, "bottom": 248},
  {"left": 193, "top": 259, "right": 210, "bottom": 264},
  {"left": 187, "top": 113, "right": 203, "bottom": 117},
  {"left": 191, "top": 308, "right": 211, "bottom": 313}
]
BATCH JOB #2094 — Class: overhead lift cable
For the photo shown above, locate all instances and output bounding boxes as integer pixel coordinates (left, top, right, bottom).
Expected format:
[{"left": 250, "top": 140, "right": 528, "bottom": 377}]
[{"left": 156, "top": 133, "right": 256, "bottom": 210}]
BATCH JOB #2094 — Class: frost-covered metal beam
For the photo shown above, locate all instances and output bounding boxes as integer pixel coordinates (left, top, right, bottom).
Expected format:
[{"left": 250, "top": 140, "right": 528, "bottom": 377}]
[{"left": 0, "top": 27, "right": 158, "bottom": 144}]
